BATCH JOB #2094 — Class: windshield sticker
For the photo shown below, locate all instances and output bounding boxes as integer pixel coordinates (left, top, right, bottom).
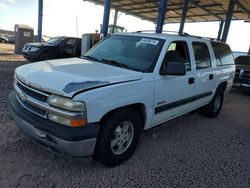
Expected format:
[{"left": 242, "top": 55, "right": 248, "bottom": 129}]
[{"left": 140, "top": 38, "right": 159, "bottom": 45}]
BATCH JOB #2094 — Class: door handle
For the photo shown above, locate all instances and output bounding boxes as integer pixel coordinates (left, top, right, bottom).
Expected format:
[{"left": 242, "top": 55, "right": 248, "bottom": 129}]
[
  {"left": 188, "top": 77, "right": 195, "bottom": 84},
  {"left": 209, "top": 74, "right": 214, "bottom": 80}
]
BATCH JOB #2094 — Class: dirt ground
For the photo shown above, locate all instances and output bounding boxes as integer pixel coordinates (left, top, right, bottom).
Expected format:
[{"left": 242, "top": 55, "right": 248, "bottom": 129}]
[
  {"left": 0, "top": 43, "right": 26, "bottom": 62},
  {"left": 0, "top": 57, "right": 250, "bottom": 187},
  {"left": 0, "top": 43, "right": 15, "bottom": 53}
]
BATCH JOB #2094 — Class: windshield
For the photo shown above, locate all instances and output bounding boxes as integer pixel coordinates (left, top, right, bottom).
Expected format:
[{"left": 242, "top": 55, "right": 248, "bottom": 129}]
[
  {"left": 84, "top": 35, "right": 164, "bottom": 72},
  {"left": 47, "top": 37, "right": 64, "bottom": 45},
  {"left": 235, "top": 56, "right": 250, "bottom": 65}
]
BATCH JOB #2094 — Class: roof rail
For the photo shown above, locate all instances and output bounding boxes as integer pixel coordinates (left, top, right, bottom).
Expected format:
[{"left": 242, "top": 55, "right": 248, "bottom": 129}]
[
  {"left": 181, "top": 33, "right": 218, "bottom": 41},
  {"left": 134, "top": 30, "right": 181, "bottom": 34},
  {"left": 133, "top": 30, "right": 218, "bottom": 41}
]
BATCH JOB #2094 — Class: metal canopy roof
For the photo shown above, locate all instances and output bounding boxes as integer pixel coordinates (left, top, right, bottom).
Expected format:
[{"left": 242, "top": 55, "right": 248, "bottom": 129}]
[{"left": 86, "top": 0, "right": 250, "bottom": 23}]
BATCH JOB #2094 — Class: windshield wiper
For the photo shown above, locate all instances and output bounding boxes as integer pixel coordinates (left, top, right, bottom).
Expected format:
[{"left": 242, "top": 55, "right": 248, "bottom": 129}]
[
  {"left": 101, "top": 58, "right": 129, "bottom": 69},
  {"left": 82, "top": 55, "right": 99, "bottom": 62}
]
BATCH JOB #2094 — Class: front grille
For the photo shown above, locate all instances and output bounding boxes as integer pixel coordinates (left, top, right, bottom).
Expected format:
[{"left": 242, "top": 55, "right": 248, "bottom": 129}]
[
  {"left": 16, "top": 81, "right": 47, "bottom": 102},
  {"left": 23, "top": 45, "right": 30, "bottom": 51},
  {"left": 235, "top": 69, "right": 250, "bottom": 84},
  {"left": 23, "top": 101, "right": 46, "bottom": 116},
  {"left": 15, "top": 79, "right": 49, "bottom": 117}
]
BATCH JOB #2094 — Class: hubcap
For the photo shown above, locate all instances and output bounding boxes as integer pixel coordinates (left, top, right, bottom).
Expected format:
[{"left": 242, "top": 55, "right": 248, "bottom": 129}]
[
  {"left": 214, "top": 95, "right": 221, "bottom": 112},
  {"left": 111, "top": 121, "right": 134, "bottom": 155}
]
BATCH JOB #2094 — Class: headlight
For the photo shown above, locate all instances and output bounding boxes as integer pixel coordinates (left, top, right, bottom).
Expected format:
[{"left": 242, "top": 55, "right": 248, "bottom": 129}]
[
  {"left": 29, "top": 47, "right": 40, "bottom": 52},
  {"left": 47, "top": 94, "right": 86, "bottom": 112}
]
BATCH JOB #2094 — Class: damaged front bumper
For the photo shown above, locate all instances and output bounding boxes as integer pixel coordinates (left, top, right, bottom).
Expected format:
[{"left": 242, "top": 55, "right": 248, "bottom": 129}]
[{"left": 8, "top": 91, "right": 100, "bottom": 158}]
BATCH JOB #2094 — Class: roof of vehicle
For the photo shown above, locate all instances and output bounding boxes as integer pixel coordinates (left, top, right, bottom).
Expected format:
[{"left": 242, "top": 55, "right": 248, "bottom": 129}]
[
  {"left": 235, "top": 55, "right": 250, "bottom": 59},
  {"left": 49, "top": 36, "right": 81, "bottom": 39},
  {"left": 112, "top": 32, "right": 225, "bottom": 43}
]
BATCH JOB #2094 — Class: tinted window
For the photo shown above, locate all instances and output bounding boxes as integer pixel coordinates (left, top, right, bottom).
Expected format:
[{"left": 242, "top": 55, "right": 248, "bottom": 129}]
[
  {"left": 211, "top": 42, "right": 234, "bottom": 66},
  {"left": 165, "top": 41, "right": 191, "bottom": 71},
  {"left": 85, "top": 35, "right": 164, "bottom": 72},
  {"left": 65, "top": 39, "right": 76, "bottom": 47},
  {"left": 47, "top": 38, "right": 64, "bottom": 45},
  {"left": 192, "top": 42, "right": 211, "bottom": 69},
  {"left": 235, "top": 56, "right": 250, "bottom": 65}
]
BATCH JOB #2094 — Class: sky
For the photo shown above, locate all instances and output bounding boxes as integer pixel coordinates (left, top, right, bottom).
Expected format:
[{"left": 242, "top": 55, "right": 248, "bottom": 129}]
[{"left": 0, "top": 0, "right": 249, "bottom": 52}]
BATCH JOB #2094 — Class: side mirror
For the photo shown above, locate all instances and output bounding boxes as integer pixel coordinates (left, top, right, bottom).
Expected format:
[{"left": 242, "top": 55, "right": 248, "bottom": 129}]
[{"left": 160, "top": 61, "right": 186, "bottom": 76}]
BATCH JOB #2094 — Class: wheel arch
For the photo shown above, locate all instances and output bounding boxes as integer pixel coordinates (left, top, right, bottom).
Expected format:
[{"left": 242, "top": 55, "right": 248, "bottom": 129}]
[
  {"left": 217, "top": 81, "right": 227, "bottom": 92},
  {"left": 99, "top": 103, "right": 147, "bottom": 130}
]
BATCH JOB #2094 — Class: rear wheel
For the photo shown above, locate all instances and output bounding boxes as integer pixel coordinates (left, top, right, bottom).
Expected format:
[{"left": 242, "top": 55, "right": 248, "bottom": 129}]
[
  {"left": 199, "top": 87, "right": 224, "bottom": 118},
  {"left": 95, "top": 108, "right": 142, "bottom": 167}
]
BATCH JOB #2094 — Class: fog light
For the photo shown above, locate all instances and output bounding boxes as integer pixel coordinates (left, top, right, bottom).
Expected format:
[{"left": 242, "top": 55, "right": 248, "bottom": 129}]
[{"left": 48, "top": 113, "right": 87, "bottom": 127}]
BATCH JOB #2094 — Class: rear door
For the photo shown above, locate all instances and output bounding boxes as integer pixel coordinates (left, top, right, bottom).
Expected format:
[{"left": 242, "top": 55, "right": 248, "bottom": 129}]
[
  {"left": 152, "top": 40, "right": 196, "bottom": 127},
  {"left": 191, "top": 41, "right": 215, "bottom": 107}
]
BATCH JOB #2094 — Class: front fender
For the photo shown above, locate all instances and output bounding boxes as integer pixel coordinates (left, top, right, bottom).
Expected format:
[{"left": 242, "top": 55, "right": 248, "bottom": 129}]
[{"left": 74, "top": 80, "right": 155, "bottom": 128}]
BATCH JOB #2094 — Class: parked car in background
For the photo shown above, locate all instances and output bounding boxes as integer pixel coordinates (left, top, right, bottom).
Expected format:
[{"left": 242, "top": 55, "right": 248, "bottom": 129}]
[
  {"left": 0, "top": 34, "right": 9, "bottom": 43},
  {"left": 6, "top": 35, "right": 15, "bottom": 44},
  {"left": 22, "top": 37, "right": 81, "bottom": 62},
  {"left": 9, "top": 33, "right": 235, "bottom": 167},
  {"left": 233, "top": 55, "right": 250, "bottom": 91}
]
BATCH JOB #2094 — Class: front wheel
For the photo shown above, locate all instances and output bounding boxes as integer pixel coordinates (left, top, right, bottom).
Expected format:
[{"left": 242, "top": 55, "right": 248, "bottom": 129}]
[
  {"left": 199, "top": 87, "right": 224, "bottom": 118},
  {"left": 94, "top": 108, "right": 142, "bottom": 167}
]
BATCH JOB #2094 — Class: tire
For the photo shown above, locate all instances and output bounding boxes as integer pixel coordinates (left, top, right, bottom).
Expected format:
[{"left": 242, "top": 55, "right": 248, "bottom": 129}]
[
  {"left": 39, "top": 54, "right": 50, "bottom": 61},
  {"left": 94, "top": 108, "right": 142, "bottom": 167},
  {"left": 199, "top": 87, "right": 224, "bottom": 118}
]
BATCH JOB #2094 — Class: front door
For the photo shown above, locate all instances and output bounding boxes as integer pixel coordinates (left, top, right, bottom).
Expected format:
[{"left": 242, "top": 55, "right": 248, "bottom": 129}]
[{"left": 152, "top": 40, "right": 196, "bottom": 127}]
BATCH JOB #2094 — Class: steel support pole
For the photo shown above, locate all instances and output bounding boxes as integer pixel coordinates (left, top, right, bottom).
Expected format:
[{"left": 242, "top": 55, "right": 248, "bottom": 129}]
[
  {"left": 178, "top": 0, "right": 189, "bottom": 35},
  {"left": 101, "top": 0, "right": 112, "bottom": 37},
  {"left": 38, "top": 0, "right": 43, "bottom": 42},
  {"left": 217, "top": 20, "right": 224, "bottom": 41},
  {"left": 221, "top": 0, "right": 235, "bottom": 42},
  {"left": 156, "top": 0, "right": 168, "bottom": 33},
  {"left": 112, "top": 9, "right": 118, "bottom": 33}
]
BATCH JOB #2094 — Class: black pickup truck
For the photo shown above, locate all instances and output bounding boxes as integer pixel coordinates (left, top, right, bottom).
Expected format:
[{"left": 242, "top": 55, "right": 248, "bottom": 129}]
[
  {"left": 22, "top": 37, "right": 81, "bottom": 62},
  {"left": 233, "top": 55, "right": 250, "bottom": 91}
]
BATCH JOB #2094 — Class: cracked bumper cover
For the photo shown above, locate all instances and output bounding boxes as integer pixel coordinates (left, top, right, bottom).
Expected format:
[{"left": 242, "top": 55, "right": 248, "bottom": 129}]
[{"left": 8, "top": 91, "right": 100, "bottom": 158}]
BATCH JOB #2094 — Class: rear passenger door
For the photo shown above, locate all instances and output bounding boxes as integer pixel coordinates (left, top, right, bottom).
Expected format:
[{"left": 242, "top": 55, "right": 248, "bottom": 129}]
[
  {"left": 152, "top": 40, "right": 196, "bottom": 127},
  {"left": 191, "top": 41, "right": 215, "bottom": 107}
]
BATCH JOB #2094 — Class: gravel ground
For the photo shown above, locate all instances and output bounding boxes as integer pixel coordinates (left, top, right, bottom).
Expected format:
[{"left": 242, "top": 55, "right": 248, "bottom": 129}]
[
  {"left": 0, "top": 43, "right": 14, "bottom": 54},
  {"left": 1, "top": 60, "right": 250, "bottom": 188}
]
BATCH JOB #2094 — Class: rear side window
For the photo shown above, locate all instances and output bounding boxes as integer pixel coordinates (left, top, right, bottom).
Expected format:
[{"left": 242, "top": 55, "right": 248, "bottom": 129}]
[
  {"left": 192, "top": 42, "right": 211, "bottom": 69},
  {"left": 211, "top": 42, "right": 234, "bottom": 66}
]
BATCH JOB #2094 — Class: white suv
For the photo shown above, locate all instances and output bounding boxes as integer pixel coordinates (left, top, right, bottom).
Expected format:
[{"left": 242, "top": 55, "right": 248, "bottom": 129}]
[{"left": 8, "top": 33, "right": 235, "bottom": 167}]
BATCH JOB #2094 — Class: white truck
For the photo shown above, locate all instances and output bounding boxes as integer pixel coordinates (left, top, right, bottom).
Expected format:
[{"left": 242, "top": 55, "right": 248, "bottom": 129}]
[{"left": 8, "top": 33, "right": 235, "bottom": 167}]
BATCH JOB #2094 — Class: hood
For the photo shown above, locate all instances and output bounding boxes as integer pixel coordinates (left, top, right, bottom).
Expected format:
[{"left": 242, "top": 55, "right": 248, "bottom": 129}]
[
  {"left": 236, "top": 64, "right": 250, "bottom": 71},
  {"left": 15, "top": 58, "right": 143, "bottom": 97},
  {"left": 26, "top": 42, "right": 55, "bottom": 47}
]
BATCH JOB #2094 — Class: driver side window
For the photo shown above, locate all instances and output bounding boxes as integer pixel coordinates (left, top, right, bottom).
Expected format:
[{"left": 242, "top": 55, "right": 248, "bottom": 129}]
[{"left": 162, "top": 41, "right": 191, "bottom": 71}]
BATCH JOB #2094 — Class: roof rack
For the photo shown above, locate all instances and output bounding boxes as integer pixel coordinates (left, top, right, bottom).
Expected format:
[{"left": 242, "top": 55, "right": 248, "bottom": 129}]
[
  {"left": 134, "top": 30, "right": 218, "bottom": 41},
  {"left": 182, "top": 33, "right": 218, "bottom": 41},
  {"left": 134, "top": 30, "right": 180, "bottom": 34}
]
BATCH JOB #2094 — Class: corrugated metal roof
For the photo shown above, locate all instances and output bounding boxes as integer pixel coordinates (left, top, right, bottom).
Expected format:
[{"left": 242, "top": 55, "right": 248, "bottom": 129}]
[{"left": 85, "top": 0, "right": 250, "bottom": 23}]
